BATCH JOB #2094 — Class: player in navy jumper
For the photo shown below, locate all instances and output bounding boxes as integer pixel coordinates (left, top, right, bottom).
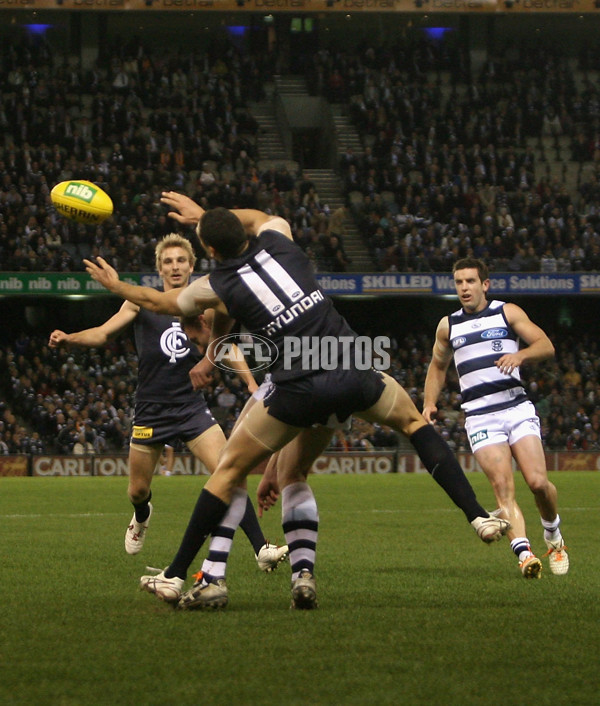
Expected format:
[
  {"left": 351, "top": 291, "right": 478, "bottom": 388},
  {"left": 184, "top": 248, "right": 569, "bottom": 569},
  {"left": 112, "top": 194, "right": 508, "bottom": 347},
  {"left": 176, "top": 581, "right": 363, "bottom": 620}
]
[
  {"left": 84, "top": 195, "right": 510, "bottom": 610},
  {"left": 51, "top": 233, "right": 287, "bottom": 576}
]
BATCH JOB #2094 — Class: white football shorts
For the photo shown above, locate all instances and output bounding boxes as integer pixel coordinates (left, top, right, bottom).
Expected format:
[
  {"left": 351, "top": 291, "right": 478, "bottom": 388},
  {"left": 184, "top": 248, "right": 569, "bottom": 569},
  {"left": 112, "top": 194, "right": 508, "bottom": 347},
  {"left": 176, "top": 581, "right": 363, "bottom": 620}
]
[{"left": 464, "top": 400, "right": 541, "bottom": 452}]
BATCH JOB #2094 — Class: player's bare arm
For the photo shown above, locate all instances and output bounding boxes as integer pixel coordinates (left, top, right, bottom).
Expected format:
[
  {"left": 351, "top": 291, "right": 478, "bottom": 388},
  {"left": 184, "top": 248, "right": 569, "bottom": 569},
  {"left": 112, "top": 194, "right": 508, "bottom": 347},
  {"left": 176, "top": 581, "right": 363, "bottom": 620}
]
[
  {"left": 183, "top": 302, "right": 234, "bottom": 390},
  {"left": 189, "top": 339, "right": 257, "bottom": 393},
  {"left": 161, "top": 193, "right": 292, "bottom": 243},
  {"left": 204, "top": 306, "right": 235, "bottom": 364},
  {"left": 49, "top": 301, "right": 139, "bottom": 349},
  {"left": 495, "top": 303, "right": 555, "bottom": 374},
  {"left": 257, "top": 454, "right": 281, "bottom": 517},
  {"left": 84, "top": 256, "right": 183, "bottom": 315},
  {"left": 198, "top": 207, "right": 292, "bottom": 242},
  {"left": 225, "top": 344, "right": 259, "bottom": 394},
  {"left": 176, "top": 276, "right": 222, "bottom": 317},
  {"left": 160, "top": 191, "right": 205, "bottom": 226},
  {"left": 423, "top": 317, "right": 453, "bottom": 423}
]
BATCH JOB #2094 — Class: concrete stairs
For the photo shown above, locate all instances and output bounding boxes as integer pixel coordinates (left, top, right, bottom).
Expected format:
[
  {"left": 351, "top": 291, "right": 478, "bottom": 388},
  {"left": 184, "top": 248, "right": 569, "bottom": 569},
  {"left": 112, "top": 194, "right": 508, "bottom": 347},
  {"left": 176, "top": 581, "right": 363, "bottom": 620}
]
[
  {"left": 248, "top": 100, "right": 289, "bottom": 163},
  {"left": 248, "top": 79, "right": 376, "bottom": 271},
  {"left": 273, "top": 74, "right": 309, "bottom": 96},
  {"left": 330, "top": 104, "right": 363, "bottom": 156},
  {"left": 302, "top": 168, "right": 375, "bottom": 272}
]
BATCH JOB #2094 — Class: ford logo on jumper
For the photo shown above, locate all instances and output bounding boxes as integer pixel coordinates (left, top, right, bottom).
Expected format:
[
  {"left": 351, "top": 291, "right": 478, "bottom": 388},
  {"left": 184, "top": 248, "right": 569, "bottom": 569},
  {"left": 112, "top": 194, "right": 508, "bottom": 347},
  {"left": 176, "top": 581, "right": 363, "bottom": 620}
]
[{"left": 481, "top": 329, "right": 508, "bottom": 339}]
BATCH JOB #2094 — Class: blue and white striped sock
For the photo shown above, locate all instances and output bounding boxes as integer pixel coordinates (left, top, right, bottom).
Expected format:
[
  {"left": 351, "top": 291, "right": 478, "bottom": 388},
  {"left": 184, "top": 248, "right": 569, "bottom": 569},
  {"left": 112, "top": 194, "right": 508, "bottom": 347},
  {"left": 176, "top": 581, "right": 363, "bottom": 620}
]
[{"left": 282, "top": 482, "right": 319, "bottom": 581}]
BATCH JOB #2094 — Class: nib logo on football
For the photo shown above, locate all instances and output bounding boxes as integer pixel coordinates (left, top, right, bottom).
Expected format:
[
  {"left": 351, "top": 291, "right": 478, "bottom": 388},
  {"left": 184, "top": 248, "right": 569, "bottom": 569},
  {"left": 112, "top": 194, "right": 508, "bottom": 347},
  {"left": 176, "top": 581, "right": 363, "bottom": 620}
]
[{"left": 65, "top": 182, "right": 96, "bottom": 203}]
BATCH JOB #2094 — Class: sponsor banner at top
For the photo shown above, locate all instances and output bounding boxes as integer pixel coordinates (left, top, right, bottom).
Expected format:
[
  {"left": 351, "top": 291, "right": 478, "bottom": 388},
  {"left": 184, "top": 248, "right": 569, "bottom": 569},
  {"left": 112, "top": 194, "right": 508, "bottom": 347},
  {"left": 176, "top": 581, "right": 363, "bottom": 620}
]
[
  {"left": 2, "top": 0, "right": 596, "bottom": 12},
  {"left": 1, "top": 271, "right": 600, "bottom": 296}
]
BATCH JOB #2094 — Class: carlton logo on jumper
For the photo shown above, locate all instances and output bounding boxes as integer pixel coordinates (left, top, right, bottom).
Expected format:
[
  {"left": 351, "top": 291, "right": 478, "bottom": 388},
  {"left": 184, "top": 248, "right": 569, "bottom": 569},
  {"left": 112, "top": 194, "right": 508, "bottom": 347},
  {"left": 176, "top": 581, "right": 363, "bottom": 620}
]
[
  {"left": 282, "top": 336, "right": 391, "bottom": 372},
  {"left": 65, "top": 182, "right": 97, "bottom": 203},
  {"left": 481, "top": 328, "right": 508, "bottom": 339},
  {"left": 469, "top": 430, "right": 489, "bottom": 445},
  {"left": 160, "top": 322, "right": 190, "bottom": 363},
  {"left": 210, "top": 333, "right": 279, "bottom": 373}
]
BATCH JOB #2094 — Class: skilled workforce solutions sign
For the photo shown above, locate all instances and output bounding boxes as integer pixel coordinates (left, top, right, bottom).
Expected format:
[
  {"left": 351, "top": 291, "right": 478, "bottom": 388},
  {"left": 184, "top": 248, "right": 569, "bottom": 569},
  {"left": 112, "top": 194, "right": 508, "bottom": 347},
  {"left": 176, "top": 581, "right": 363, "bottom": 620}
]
[{"left": 318, "top": 272, "right": 600, "bottom": 296}]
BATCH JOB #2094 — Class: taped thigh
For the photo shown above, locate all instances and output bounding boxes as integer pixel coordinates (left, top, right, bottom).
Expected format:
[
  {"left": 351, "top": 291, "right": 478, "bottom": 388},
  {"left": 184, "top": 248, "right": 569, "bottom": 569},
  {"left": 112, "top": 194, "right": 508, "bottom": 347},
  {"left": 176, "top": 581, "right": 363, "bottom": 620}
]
[
  {"left": 362, "top": 371, "right": 398, "bottom": 422},
  {"left": 130, "top": 441, "right": 162, "bottom": 455},
  {"left": 185, "top": 424, "right": 226, "bottom": 455}
]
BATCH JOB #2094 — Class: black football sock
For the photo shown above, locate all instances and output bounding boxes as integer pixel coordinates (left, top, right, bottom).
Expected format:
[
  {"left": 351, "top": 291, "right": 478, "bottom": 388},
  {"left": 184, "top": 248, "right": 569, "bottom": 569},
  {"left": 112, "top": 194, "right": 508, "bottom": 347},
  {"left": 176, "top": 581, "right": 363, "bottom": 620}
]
[
  {"left": 165, "top": 489, "right": 229, "bottom": 580},
  {"left": 409, "top": 425, "right": 487, "bottom": 523},
  {"left": 133, "top": 490, "right": 152, "bottom": 523},
  {"left": 239, "top": 496, "right": 267, "bottom": 555}
]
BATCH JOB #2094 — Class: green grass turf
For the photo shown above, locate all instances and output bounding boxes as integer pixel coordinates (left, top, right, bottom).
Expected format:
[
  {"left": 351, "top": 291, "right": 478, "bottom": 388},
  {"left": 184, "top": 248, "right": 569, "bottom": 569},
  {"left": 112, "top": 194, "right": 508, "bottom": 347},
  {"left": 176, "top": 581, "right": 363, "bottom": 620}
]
[{"left": 1, "top": 472, "right": 598, "bottom": 706}]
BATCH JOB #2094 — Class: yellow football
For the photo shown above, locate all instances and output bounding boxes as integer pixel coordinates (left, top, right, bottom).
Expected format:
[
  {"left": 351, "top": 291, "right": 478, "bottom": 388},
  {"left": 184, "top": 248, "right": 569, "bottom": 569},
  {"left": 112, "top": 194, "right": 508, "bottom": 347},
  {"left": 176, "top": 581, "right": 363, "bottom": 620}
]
[{"left": 50, "top": 180, "right": 113, "bottom": 225}]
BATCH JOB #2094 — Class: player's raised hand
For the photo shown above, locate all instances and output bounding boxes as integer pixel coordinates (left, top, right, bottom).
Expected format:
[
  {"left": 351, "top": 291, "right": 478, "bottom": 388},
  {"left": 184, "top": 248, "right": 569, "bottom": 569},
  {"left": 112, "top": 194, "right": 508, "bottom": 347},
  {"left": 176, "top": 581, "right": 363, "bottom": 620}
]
[
  {"left": 49, "top": 330, "right": 68, "bottom": 348},
  {"left": 161, "top": 191, "right": 204, "bottom": 225},
  {"left": 83, "top": 257, "right": 120, "bottom": 292}
]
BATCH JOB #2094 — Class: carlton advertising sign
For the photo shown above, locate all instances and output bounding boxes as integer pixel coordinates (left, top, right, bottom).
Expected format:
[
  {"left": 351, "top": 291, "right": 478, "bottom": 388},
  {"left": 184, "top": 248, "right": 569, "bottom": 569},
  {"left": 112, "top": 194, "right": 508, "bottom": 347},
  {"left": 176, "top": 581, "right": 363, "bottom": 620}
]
[{"left": 19, "top": 451, "right": 600, "bottom": 476}]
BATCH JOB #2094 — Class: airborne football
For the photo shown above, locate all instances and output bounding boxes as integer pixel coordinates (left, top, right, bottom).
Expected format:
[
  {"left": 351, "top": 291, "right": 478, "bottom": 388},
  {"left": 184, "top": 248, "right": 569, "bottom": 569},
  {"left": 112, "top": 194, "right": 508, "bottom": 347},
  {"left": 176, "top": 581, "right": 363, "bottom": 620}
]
[{"left": 50, "top": 180, "right": 113, "bottom": 225}]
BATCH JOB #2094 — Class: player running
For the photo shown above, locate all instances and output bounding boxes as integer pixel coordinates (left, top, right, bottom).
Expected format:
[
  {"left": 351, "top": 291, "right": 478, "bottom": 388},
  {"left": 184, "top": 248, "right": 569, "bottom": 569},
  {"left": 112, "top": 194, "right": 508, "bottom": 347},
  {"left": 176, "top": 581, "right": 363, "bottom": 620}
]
[{"left": 423, "top": 257, "right": 569, "bottom": 578}]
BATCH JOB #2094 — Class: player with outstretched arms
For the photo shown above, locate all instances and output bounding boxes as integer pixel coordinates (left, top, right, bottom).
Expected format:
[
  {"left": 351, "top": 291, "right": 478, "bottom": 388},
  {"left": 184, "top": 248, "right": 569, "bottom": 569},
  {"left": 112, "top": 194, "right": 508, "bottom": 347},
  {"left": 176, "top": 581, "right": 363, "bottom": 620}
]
[
  {"left": 83, "top": 193, "right": 510, "bottom": 610},
  {"left": 51, "top": 233, "right": 288, "bottom": 597}
]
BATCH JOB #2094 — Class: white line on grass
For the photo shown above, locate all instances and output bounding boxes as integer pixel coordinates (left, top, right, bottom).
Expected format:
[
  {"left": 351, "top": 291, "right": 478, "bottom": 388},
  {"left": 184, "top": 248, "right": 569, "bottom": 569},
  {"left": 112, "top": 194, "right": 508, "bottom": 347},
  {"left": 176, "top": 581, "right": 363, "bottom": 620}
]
[
  {"left": 2, "top": 512, "right": 124, "bottom": 519},
  {"left": 369, "top": 506, "right": 595, "bottom": 514}
]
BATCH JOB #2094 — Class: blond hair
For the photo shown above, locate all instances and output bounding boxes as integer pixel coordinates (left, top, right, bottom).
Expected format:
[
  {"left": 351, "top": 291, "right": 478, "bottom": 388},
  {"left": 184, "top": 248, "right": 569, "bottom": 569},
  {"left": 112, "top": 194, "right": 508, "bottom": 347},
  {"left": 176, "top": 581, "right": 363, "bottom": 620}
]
[{"left": 155, "top": 233, "right": 196, "bottom": 272}]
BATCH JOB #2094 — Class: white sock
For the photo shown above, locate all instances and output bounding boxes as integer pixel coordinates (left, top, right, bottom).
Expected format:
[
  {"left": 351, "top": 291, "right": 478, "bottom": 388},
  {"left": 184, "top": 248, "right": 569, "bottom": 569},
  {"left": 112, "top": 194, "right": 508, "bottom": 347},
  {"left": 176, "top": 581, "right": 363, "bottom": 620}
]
[{"left": 541, "top": 514, "right": 562, "bottom": 543}]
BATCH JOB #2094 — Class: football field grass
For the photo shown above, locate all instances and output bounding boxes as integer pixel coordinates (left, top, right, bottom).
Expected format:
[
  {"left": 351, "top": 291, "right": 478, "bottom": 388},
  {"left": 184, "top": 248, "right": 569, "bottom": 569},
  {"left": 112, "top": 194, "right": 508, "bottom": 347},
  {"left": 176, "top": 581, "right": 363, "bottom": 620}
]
[{"left": 1, "top": 472, "right": 598, "bottom": 706}]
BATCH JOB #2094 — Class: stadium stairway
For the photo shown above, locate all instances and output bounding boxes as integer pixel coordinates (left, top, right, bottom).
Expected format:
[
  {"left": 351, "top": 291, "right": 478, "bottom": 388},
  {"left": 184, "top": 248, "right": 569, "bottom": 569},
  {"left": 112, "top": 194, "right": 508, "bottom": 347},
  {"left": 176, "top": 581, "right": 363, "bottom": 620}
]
[
  {"left": 301, "top": 168, "right": 375, "bottom": 272},
  {"left": 330, "top": 104, "right": 364, "bottom": 157},
  {"left": 248, "top": 100, "right": 289, "bottom": 163},
  {"left": 248, "top": 77, "right": 376, "bottom": 271}
]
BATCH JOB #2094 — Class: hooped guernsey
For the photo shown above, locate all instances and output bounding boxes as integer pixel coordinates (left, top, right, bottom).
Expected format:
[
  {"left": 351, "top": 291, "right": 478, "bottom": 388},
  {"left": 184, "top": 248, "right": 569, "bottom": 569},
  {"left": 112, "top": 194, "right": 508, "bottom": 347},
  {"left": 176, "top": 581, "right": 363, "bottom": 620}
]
[
  {"left": 448, "top": 298, "right": 528, "bottom": 417},
  {"left": 208, "top": 229, "right": 358, "bottom": 382}
]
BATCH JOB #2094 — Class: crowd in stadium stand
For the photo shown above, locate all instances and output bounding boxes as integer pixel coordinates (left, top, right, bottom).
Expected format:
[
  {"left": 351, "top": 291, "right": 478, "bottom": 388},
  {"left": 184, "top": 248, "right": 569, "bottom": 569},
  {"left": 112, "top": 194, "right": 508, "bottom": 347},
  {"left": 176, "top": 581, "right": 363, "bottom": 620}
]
[
  {"left": 0, "top": 33, "right": 345, "bottom": 274},
  {"left": 2, "top": 33, "right": 600, "bottom": 456},
  {"left": 311, "top": 42, "right": 600, "bottom": 273},
  {"left": 3, "top": 35, "right": 600, "bottom": 276}
]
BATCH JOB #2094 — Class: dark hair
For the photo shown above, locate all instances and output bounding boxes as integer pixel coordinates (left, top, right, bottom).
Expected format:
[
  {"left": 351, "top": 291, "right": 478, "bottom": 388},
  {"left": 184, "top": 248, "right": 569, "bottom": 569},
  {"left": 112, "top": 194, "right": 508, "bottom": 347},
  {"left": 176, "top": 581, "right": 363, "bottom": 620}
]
[
  {"left": 452, "top": 257, "right": 489, "bottom": 282},
  {"left": 197, "top": 208, "right": 247, "bottom": 259}
]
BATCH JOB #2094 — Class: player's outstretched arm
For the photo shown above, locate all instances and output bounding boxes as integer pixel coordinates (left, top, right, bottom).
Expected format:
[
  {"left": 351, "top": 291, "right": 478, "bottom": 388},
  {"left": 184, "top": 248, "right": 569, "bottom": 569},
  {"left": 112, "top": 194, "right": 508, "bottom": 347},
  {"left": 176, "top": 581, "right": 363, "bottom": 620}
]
[
  {"left": 233, "top": 210, "right": 293, "bottom": 241},
  {"left": 226, "top": 344, "right": 258, "bottom": 394},
  {"left": 48, "top": 302, "right": 139, "bottom": 349},
  {"left": 84, "top": 257, "right": 182, "bottom": 315},
  {"left": 161, "top": 192, "right": 293, "bottom": 242}
]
